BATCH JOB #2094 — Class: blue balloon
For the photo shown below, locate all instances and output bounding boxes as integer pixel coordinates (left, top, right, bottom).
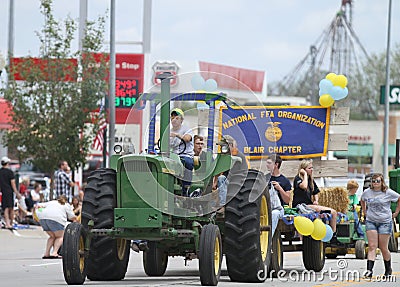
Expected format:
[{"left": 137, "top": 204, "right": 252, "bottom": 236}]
[
  {"left": 330, "top": 86, "right": 349, "bottom": 100},
  {"left": 191, "top": 75, "right": 205, "bottom": 90},
  {"left": 204, "top": 79, "right": 218, "bottom": 92},
  {"left": 337, "top": 87, "right": 348, "bottom": 100},
  {"left": 319, "top": 79, "right": 334, "bottom": 95},
  {"left": 322, "top": 224, "right": 333, "bottom": 242}
]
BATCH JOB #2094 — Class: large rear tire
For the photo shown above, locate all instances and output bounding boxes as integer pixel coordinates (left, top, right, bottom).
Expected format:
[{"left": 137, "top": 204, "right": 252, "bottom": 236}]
[
  {"left": 302, "top": 236, "right": 325, "bottom": 271},
  {"left": 62, "top": 222, "right": 87, "bottom": 285},
  {"left": 82, "top": 168, "right": 131, "bottom": 281},
  {"left": 143, "top": 242, "right": 168, "bottom": 276},
  {"left": 225, "top": 169, "right": 272, "bottom": 282},
  {"left": 199, "top": 224, "right": 222, "bottom": 286}
]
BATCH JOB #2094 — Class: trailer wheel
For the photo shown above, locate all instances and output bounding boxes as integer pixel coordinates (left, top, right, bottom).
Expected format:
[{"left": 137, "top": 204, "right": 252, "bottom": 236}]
[
  {"left": 81, "top": 168, "right": 131, "bottom": 281},
  {"left": 62, "top": 222, "right": 87, "bottom": 285},
  {"left": 268, "top": 230, "right": 283, "bottom": 277},
  {"left": 388, "top": 220, "right": 398, "bottom": 252},
  {"left": 199, "top": 224, "right": 222, "bottom": 286},
  {"left": 225, "top": 169, "right": 272, "bottom": 282},
  {"left": 302, "top": 236, "right": 325, "bottom": 271},
  {"left": 143, "top": 242, "right": 168, "bottom": 276},
  {"left": 355, "top": 240, "right": 367, "bottom": 259}
]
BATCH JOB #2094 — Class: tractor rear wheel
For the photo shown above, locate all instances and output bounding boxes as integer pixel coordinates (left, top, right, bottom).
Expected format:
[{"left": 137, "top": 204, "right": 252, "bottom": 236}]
[
  {"left": 302, "top": 236, "right": 325, "bottom": 271},
  {"left": 81, "top": 168, "right": 131, "bottom": 281},
  {"left": 62, "top": 222, "right": 87, "bottom": 285},
  {"left": 225, "top": 169, "right": 272, "bottom": 282},
  {"left": 199, "top": 224, "right": 222, "bottom": 286},
  {"left": 143, "top": 242, "right": 168, "bottom": 276}
]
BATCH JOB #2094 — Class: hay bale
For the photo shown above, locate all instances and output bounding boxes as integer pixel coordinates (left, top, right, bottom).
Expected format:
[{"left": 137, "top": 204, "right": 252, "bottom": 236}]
[{"left": 318, "top": 186, "right": 349, "bottom": 213}]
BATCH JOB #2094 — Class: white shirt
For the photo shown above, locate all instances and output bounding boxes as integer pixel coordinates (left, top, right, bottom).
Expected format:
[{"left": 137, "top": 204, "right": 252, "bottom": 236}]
[
  {"left": 170, "top": 124, "right": 194, "bottom": 156},
  {"left": 30, "top": 190, "right": 41, "bottom": 202},
  {"left": 37, "top": 200, "right": 75, "bottom": 227}
]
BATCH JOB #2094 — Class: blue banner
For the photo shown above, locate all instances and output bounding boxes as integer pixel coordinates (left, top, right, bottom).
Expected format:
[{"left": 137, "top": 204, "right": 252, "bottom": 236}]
[{"left": 218, "top": 106, "right": 330, "bottom": 159}]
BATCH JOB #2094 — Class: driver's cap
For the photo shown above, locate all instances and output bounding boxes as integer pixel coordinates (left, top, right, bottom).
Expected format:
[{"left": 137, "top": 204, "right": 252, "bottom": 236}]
[{"left": 171, "top": 108, "right": 184, "bottom": 118}]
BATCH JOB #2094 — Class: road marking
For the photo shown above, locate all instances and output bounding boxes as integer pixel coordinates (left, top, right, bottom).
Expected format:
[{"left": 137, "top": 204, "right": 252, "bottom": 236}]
[
  {"left": 30, "top": 263, "right": 60, "bottom": 267},
  {"left": 10, "top": 230, "right": 46, "bottom": 238}
]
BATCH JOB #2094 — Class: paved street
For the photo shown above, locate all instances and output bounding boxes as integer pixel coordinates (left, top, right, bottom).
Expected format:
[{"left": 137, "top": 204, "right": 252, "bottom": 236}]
[{"left": 0, "top": 226, "right": 399, "bottom": 286}]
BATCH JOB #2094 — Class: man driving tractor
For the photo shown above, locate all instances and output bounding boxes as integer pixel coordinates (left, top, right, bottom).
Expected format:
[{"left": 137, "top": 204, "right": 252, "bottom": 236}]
[{"left": 170, "top": 108, "right": 194, "bottom": 196}]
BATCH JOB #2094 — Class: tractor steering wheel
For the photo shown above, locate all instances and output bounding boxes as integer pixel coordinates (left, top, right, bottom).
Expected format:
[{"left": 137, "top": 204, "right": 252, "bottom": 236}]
[
  {"left": 177, "top": 138, "right": 187, "bottom": 155},
  {"left": 155, "top": 137, "right": 186, "bottom": 155}
]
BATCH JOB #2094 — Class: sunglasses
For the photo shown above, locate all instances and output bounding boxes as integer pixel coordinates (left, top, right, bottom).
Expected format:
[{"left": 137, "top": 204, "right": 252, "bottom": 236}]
[{"left": 371, "top": 179, "right": 381, "bottom": 183}]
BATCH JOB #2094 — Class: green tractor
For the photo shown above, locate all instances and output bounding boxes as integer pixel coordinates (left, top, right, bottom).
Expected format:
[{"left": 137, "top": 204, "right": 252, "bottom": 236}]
[{"left": 62, "top": 73, "right": 273, "bottom": 286}]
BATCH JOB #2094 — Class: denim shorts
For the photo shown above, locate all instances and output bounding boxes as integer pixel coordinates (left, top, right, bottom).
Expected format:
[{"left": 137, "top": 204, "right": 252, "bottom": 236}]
[
  {"left": 40, "top": 219, "right": 65, "bottom": 232},
  {"left": 365, "top": 220, "right": 392, "bottom": 234}
]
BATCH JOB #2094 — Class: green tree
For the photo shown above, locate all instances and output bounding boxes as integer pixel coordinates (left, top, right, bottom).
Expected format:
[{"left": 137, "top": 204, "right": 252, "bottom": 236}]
[{"left": 1, "top": 0, "right": 108, "bottom": 198}]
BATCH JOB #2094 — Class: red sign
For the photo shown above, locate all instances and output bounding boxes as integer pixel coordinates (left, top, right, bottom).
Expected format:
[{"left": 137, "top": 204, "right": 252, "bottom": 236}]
[
  {"left": 199, "top": 61, "right": 265, "bottom": 92},
  {"left": 11, "top": 57, "right": 77, "bottom": 82},
  {"left": 115, "top": 54, "right": 144, "bottom": 125},
  {"left": 12, "top": 54, "right": 144, "bottom": 125}
]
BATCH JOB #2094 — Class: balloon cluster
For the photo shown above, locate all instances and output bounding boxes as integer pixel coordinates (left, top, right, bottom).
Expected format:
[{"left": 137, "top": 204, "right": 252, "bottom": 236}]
[
  {"left": 191, "top": 74, "right": 218, "bottom": 92},
  {"left": 318, "top": 73, "right": 349, "bottom": 108},
  {"left": 192, "top": 75, "right": 219, "bottom": 110},
  {"left": 293, "top": 216, "right": 333, "bottom": 242}
]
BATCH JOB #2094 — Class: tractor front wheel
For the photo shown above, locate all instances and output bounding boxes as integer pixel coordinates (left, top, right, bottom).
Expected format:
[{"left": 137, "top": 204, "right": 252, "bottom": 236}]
[
  {"left": 62, "top": 222, "right": 87, "bottom": 285},
  {"left": 199, "top": 224, "right": 222, "bottom": 286},
  {"left": 143, "top": 242, "right": 168, "bottom": 276}
]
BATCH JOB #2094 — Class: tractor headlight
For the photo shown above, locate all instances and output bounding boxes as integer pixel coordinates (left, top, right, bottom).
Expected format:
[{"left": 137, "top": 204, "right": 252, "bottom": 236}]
[{"left": 114, "top": 144, "right": 123, "bottom": 154}]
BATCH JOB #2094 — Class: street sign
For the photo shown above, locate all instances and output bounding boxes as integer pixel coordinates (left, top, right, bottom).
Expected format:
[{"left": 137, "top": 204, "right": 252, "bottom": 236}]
[{"left": 380, "top": 85, "right": 400, "bottom": 104}]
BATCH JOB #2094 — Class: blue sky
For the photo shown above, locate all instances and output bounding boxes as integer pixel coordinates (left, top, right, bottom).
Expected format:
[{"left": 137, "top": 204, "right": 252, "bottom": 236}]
[{"left": 0, "top": 0, "right": 398, "bottom": 84}]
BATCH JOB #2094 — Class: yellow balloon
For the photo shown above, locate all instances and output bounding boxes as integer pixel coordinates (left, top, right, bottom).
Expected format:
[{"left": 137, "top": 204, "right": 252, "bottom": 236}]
[
  {"left": 332, "top": 74, "right": 348, "bottom": 88},
  {"left": 319, "top": 94, "right": 334, "bottom": 107},
  {"left": 311, "top": 218, "right": 327, "bottom": 240},
  {"left": 294, "top": 216, "right": 314, "bottom": 236},
  {"left": 325, "top": 73, "right": 337, "bottom": 82}
]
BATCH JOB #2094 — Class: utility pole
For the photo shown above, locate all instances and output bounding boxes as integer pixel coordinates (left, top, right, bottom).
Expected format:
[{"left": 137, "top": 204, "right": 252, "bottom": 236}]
[
  {"left": 78, "top": 0, "right": 88, "bottom": 52},
  {"left": 108, "top": 0, "right": 116, "bottom": 166},
  {"left": 7, "top": 0, "right": 14, "bottom": 82},
  {"left": 383, "top": 0, "right": 392, "bottom": 179}
]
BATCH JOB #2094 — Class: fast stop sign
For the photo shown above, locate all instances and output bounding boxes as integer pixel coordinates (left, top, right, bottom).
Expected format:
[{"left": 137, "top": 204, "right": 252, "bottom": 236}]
[{"left": 380, "top": 85, "right": 400, "bottom": 104}]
